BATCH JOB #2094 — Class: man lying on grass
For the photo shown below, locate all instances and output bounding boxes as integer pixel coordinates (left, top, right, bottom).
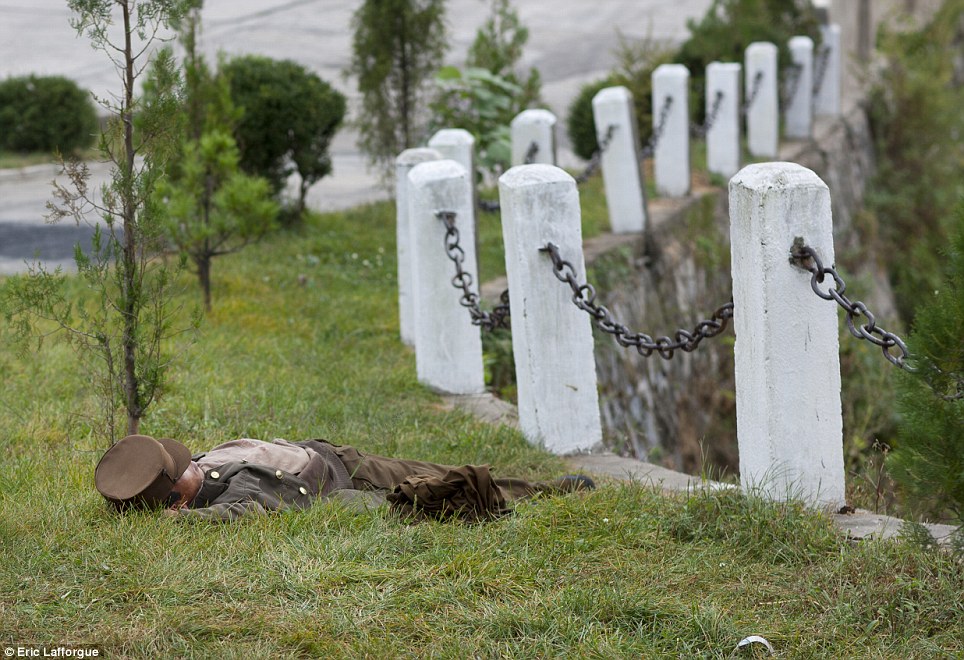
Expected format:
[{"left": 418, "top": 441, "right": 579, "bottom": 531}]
[{"left": 94, "top": 434, "right": 594, "bottom": 522}]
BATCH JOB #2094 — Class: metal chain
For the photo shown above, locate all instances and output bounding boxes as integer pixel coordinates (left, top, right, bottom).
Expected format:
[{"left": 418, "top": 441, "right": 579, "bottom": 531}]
[
  {"left": 790, "top": 243, "right": 911, "bottom": 369},
  {"left": 524, "top": 141, "right": 539, "bottom": 165},
  {"left": 691, "top": 90, "right": 725, "bottom": 139},
  {"left": 741, "top": 70, "right": 764, "bottom": 117},
  {"left": 781, "top": 63, "right": 803, "bottom": 108},
  {"left": 575, "top": 124, "right": 617, "bottom": 185},
  {"left": 640, "top": 95, "right": 674, "bottom": 159},
  {"left": 478, "top": 199, "right": 501, "bottom": 213},
  {"left": 812, "top": 44, "right": 831, "bottom": 96},
  {"left": 438, "top": 211, "right": 510, "bottom": 331},
  {"left": 541, "top": 242, "right": 733, "bottom": 359}
]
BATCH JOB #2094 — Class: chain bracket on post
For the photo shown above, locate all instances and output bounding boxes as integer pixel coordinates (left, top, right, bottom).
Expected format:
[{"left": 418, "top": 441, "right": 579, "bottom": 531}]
[
  {"left": 789, "top": 239, "right": 912, "bottom": 369},
  {"left": 438, "top": 211, "right": 510, "bottom": 331},
  {"left": 541, "top": 242, "right": 733, "bottom": 359}
]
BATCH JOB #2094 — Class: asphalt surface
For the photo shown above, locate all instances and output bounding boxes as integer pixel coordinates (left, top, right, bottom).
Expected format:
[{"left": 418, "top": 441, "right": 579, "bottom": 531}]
[{"left": 0, "top": 0, "right": 713, "bottom": 274}]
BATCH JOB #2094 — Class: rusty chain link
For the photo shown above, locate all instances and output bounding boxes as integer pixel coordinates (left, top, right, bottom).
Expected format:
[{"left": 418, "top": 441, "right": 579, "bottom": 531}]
[
  {"left": 812, "top": 44, "right": 830, "bottom": 96},
  {"left": 691, "top": 90, "right": 725, "bottom": 139},
  {"left": 790, "top": 242, "right": 912, "bottom": 369},
  {"left": 741, "top": 70, "right": 764, "bottom": 117},
  {"left": 541, "top": 242, "right": 733, "bottom": 359},
  {"left": 640, "top": 95, "right": 674, "bottom": 159},
  {"left": 781, "top": 63, "right": 803, "bottom": 108},
  {"left": 575, "top": 123, "right": 617, "bottom": 185},
  {"left": 438, "top": 211, "right": 510, "bottom": 331}
]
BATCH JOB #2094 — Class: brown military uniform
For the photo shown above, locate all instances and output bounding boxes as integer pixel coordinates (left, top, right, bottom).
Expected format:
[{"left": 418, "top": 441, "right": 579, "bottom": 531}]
[{"left": 179, "top": 440, "right": 568, "bottom": 522}]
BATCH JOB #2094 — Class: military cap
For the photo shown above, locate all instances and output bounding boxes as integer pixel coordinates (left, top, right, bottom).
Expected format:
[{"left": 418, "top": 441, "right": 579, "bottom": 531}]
[{"left": 94, "top": 434, "right": 192, "bottom": 509}]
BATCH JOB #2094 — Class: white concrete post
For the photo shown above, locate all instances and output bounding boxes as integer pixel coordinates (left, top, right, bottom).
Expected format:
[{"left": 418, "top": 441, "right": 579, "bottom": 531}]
[
  {"left": 395, "top": 148, "right": 442, "bottom": 347},
  {"left": 498, "top": 165, "right": 602, "bottom": 454},
  {"left": 814, "top": 24, "right": 842, "bottom": 117},
  {"left": 510, "top": 109, "right": 557, "bottom": 166},
  {"left": 428, "top": 128, "right": 477, "bottom": 226},
  {"left": 591, "top": 86, "right": 648, "bottom": 233},
  {"left": 706, "top": 62, "right": 742, "bottom": 179},
  {"left": 652, "top": 64, "right": 691, "bottom": 198},
  {"left": 785, "top": 36, "right": 814, "bottom": 139},
  {"left": 745, "top": 42, "right": 779, "bottom": 158},
  {"left": 407, "top": 160, "right": 485, "bottom": 395},
  {"left": 729, "top": 162, "right": 845, "bottom": 508}
]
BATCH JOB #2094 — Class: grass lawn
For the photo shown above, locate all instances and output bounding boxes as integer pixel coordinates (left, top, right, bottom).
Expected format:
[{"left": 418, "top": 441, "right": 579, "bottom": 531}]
[{"left": 1, "top": 187, "right": 961, "bottom": 657}]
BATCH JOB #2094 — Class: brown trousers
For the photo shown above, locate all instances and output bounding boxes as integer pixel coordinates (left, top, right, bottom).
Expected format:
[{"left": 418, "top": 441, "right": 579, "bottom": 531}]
[{"left": 328, "top": 444, "right": 555, "bottom": 500}]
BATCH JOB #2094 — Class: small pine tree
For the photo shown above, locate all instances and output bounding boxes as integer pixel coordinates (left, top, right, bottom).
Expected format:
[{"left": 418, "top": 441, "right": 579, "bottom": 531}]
[
  {"left": 1, "top": 0, "right": 195, "bottom": 441},
  {"left": 346, "top": 0, "right": 447, "bottom": 178},
  {"left": 155, "top": 4, "right": 279, "bottom": 311},
  {"left": 887, "top": 198, "right": 964, "bottom": 525}
]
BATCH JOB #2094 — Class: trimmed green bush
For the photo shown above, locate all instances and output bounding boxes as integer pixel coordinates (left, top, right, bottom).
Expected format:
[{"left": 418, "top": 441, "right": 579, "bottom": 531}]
[
  {"left": 0, "top": 75, "right": 97, "bottom": 154},
  {"left": 220, "top": 56, "right": 346, "bottom": 214}
]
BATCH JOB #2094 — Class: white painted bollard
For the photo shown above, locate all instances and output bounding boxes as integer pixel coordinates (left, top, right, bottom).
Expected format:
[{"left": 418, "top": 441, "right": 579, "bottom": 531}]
[
  {"left": 745, "top": 42, "right": 779, "bottom": 158},
  {"left": 428, "top": 128, "right": 477, "bottom": 225},
  {"left": 591, "top": 86, "right": 648, "bottom": 233},
  {"left": 407, "top": 160, "right": 485, "bottom": 394},
  {"left": 785, "top": 36, "right": 814, "bottom": 139},
  {"left": 729, "top": 162, "right": 845, "bottom": 508},
  {"left": 651, "top": 64, "right": 691, "bottom": 197},
  {"left": 814, "top": 24, "right": 841, "bottom": 117},
  {"left": 706, "top": 62, "right": 742, "bottom": 179},
  {"left": 498, "top": 165, "right": 602, "bottom": 454},
  {"left": 510, "top": 109, "right": 557, "bottom": 166},
  {"left": 395, "top": 148, "right": 442, "bottom": 347}
]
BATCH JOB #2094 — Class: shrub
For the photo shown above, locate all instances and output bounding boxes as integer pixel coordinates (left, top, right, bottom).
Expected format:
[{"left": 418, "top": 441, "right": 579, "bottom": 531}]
[
  {"left": 220, "top": 56, "right": 346, "bottom": 216},
  {"left": 887, "top": 197, "right": 964, "bottom": 525},
  {"left": 565, "top": 32, "right": 675, "bottom": 161},
  {"left": 0, "top": 75, "right": 97, "bottom": 154}
]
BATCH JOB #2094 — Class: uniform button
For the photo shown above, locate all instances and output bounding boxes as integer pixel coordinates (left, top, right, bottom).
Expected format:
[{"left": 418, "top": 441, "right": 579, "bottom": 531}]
[
  {"left": 275, "top": 470, "right": 283, "bottom": 479},
  {"left": 299, "top": 487, "right": 308, "bottom": 496},
  {"left": 210, "top": 471, "right": 220, "bottom": 480}
]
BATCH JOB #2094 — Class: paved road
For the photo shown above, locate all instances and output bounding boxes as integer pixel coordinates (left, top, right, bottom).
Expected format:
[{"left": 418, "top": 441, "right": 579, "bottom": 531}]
[{"left": 0, "top": 0, "right": 712, "bottom": 274}]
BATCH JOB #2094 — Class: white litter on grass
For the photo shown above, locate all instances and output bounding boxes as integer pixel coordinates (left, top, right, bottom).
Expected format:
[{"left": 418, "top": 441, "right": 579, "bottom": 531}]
[{"left": 736, "top": 635, "right": 775, "bottom": 654}]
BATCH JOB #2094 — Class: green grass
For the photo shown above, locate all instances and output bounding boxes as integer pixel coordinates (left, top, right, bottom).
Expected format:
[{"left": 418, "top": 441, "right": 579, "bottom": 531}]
[{"left": 1, "top": 193, "right": 962, "bottom": 657}]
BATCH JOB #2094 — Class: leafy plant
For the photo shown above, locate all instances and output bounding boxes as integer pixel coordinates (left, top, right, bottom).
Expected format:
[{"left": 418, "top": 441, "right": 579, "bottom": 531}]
[
  {"left": 466, "top": 0, "right": 541, "bottom": 110},
  {"left": 429, "top": 66, "right": 521, "bottom": 175},
  {"left": 0, "top": 74, "right": 97, "bottom": 154},
  {"left": 221, "top": 55, "right": 346, "bottom": 218}
]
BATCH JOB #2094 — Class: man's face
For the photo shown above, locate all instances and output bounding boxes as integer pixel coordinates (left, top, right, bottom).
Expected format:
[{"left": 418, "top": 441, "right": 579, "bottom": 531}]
[{"left": 167, "top": 461, "right": 203, "bottom": 510}]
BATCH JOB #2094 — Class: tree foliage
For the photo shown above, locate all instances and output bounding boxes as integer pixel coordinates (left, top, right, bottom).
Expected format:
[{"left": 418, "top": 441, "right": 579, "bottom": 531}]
[
  {"left": 466, "top": 0, "right": 541, "bottom": 109},
  {"left": 221, "top": 55, "right": 346, "bottom": 218},
  {"left": 155, "top": 6, "right": 278, "bottom": 311},
  {"left": 864, "top": 0, "right": 964, "bottom": 323},
  {"left": 888, "top": 197, "right": 964, "bottom": 525},
  {"left": 1, "top": 0, "right": 195, "bottom": 442},
  {"left": 0, "top": 75, "right": 98, "bottom": 154},
  {"left": 346, "top": 0, "right": 447, "bottom": 177}
]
